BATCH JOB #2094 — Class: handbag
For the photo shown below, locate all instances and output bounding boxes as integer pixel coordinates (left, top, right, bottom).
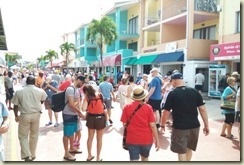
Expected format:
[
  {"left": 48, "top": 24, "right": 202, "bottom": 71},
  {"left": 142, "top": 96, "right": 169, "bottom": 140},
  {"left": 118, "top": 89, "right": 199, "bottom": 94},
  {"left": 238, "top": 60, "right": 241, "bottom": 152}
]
[
  {"left": 220, "top": 99, "right": 235, "bottom": 110},
  {"left": 122, "top": 103, "right": 143, "bottom": 150},
  {"left": 220, "top": 86, "right": 236, "bottom": 111}
]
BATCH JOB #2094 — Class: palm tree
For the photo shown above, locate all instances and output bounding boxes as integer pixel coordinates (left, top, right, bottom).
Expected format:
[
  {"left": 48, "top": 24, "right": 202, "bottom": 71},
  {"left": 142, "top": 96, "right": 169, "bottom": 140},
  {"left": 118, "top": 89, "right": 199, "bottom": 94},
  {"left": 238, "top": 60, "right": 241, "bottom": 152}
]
[
  {"left": 5, "top": 53, "right": 22, "bottom": 68},
  {"left": 86, "top": 16, "right": 118, "bottom": 74},
  {"left": 60, "top": 42, "right": 76, "bottom": 70},
  {"left": 36, "top": 55, "right": 46, "bottom": 68},
  {"left": 44, "top": 50, "right": 58, "bottom": 69}
]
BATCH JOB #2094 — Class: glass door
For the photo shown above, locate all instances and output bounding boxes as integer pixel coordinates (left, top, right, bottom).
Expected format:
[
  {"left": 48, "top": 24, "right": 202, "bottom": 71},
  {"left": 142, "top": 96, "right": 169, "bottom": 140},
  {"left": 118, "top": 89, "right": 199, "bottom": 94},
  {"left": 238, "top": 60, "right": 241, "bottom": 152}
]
[{"left": 209, "top": 69, "right": 217, "bottom": 91}]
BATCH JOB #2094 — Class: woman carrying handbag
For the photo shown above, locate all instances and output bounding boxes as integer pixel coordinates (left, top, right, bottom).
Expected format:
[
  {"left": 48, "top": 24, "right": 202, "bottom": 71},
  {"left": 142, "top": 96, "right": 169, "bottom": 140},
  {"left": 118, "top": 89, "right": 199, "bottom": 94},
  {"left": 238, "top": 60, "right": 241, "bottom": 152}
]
[
  {"left": 120, "top": 86, "right": 159, "bottom": 161},
  {"left": 220, "top": 77, "right": 237, "bottom": 139}
]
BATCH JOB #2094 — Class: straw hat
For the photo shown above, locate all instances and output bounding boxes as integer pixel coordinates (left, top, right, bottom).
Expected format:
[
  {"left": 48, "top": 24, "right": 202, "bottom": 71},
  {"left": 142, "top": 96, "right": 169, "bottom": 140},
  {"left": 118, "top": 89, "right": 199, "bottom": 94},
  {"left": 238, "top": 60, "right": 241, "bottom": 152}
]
[
  {"left": 131, "top": 86, "right": 148, "bottom": 101},
  {"left": 232, "top": 71, "right": 239, "bottom": 76}
]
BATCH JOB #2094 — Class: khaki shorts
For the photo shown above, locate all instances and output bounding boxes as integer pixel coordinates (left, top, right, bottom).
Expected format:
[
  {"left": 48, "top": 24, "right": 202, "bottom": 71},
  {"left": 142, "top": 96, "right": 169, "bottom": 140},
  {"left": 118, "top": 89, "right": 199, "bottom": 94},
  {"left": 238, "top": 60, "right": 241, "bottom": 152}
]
[
  {"left": 170, "top": 127, "right": 200, "bottom": 154},
  {"left": 86, "top": 114, "right": 106, "bottom": 130}
]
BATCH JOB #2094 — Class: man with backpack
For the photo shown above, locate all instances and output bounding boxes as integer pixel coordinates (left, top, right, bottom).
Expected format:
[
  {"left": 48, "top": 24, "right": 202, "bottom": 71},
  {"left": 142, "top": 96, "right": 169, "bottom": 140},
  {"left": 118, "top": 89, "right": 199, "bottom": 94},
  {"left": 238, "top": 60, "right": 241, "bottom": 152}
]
[
  {"left": 62, "top": 76, "right": 86, "bottom": 161},
  {"left": 42, "top": 76, "right": 59, "bottom": 127}
]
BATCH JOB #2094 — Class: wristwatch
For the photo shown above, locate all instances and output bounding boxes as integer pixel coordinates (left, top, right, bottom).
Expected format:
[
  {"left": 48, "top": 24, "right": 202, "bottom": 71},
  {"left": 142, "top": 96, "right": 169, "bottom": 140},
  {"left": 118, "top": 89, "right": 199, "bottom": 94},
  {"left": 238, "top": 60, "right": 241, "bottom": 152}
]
[{"left": 161, "top": 125, "right": 165, "bottom": 128}]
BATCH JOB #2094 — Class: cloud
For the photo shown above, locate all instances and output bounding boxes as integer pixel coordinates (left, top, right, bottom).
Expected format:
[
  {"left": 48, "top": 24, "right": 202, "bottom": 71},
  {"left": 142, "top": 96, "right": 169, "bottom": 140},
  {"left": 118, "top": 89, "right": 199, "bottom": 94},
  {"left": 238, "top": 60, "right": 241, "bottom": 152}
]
[{"left": 1, "top": 0, "right": 114, "bottom": 61}]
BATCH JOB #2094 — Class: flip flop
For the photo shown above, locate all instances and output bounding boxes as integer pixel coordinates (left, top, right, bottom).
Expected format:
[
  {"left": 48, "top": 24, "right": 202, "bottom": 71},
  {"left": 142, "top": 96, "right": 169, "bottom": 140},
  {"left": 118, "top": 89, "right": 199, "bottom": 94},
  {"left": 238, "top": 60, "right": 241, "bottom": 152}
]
[
  {"left": 63, "top": 156, "right": 76, "bottom": 161},
  {"left": 69, "top": 150, "right": 82, "bottom": 154},
  {"left": 86, "top": 156, "right": 95, "bottom": 161},
  {"left": 220, "top": 134, "right": 226, "bottom": 137}
]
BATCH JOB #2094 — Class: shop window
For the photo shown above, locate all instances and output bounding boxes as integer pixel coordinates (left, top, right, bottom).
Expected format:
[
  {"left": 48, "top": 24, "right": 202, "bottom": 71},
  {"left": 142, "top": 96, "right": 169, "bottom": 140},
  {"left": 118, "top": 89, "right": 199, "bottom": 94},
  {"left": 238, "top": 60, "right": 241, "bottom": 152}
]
[
  {"left": 236, "top": 11, "right": 240, "bottom": 33},
  {"left": 128, "top": 42, "right": 138, "bottom": 51}
]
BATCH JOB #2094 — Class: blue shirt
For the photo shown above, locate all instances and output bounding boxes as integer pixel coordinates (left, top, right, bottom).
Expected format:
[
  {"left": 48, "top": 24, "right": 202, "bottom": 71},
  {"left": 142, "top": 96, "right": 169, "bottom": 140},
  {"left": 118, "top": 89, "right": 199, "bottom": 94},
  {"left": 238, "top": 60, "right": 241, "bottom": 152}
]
[
  {"left": 0, "top": 101, "right": 9, "bottom": 160},
  {"left": 148, "top": 76, "right": 162, "bottom": 100},
  {"left": 221, "top": 86, "right": 236, "bottom": 114},
  {"left": 99, "top": 81, "right": 113, "bottom": 99},
  {"left": 42, "top": 80, "right": 58, "bottom": 100}
]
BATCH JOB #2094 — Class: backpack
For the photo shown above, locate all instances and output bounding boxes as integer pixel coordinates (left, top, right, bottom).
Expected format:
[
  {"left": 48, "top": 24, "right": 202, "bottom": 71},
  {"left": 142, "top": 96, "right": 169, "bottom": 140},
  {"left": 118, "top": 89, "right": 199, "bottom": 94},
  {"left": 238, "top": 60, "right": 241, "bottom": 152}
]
[
  {"left": 87, "top": 94, "right": 106, "bottom": 113},
  {"left": 51, "top": 86, "right": 75, "bottom": 112}
]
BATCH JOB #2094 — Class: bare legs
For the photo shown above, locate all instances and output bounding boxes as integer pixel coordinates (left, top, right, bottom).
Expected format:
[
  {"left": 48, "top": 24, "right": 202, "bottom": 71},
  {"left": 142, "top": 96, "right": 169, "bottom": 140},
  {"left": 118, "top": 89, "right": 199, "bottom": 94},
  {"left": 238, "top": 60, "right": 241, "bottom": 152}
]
[
  {"left": 47, "top": 109, "right": 58, "bottom": 124},
  {"left": 87, "top": 128, "right": 104, "bottom": 161},
  {"left": 178, "top": 148, "right": 193, "bottom": 161}
]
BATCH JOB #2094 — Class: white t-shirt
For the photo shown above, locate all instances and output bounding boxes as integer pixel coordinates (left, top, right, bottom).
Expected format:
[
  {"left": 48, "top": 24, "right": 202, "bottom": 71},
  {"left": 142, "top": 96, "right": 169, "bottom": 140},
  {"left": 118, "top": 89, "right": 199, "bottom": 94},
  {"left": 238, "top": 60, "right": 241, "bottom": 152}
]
[
  {"left": 235, "top": 87, "right": 240, "bottom": 112},
  {"left": 195, "top": 73, "right": 205, "bottom": 85}
]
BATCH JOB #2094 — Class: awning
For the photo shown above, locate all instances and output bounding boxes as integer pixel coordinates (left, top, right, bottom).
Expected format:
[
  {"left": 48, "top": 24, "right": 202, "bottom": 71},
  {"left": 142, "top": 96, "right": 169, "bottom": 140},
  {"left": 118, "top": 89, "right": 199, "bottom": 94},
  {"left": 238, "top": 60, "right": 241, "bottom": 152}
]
[
  {"left": 125, "top": 57, "right": 137, "bottom": 65},
  {"left": 153, "top": 51, "right": 184, "bottom": 63},
  {"left": 47, "top": 59, "right": 63, "bottom": 68},
  {"left": 102, "top": 56, "right": 110, "bottom": 66},
  {"left": 103, "top": 54, "right": 121, "bottom": 66},
  {"left": 133, "top": 54, "right": 158, "bottom": 65}
]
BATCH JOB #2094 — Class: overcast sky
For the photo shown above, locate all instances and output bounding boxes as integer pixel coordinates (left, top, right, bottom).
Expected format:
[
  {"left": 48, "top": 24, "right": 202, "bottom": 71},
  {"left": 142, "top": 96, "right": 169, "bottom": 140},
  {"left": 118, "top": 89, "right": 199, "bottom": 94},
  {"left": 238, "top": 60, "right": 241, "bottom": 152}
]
[{"left": 0, "top": 0, "right": 114, "bottom": 61}]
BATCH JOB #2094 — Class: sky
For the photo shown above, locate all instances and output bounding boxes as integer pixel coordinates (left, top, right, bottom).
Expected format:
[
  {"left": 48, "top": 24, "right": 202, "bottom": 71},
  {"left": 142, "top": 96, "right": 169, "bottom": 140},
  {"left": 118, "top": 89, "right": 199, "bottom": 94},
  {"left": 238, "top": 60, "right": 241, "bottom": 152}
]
[{"left": 0, "top": 0, "right": 115, "bottom": 61}]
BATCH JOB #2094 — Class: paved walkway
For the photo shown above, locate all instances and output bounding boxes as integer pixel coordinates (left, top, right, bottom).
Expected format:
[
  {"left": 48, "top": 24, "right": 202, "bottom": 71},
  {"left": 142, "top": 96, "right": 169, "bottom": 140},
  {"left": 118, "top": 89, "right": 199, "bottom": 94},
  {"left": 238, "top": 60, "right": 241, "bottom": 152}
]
[{"left": 2, "top": 86, "right": 241, "bottom": 162}]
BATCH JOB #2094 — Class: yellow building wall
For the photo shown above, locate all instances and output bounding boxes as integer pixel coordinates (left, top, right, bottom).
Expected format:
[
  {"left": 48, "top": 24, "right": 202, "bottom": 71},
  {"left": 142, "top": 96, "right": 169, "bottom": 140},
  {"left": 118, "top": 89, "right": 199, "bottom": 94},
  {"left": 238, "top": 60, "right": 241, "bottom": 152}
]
[
  {"left": 127, "top": 4, "right": 140, "bottom": 49},
  {"left": 146, "top": 0, "right": 160, "bottom": 18},
  {"left": 128, "top": 4, "right": 140, "bottom": 21},
  {"left": 221, "top": 0, "right": 240, "bottom": 35}
]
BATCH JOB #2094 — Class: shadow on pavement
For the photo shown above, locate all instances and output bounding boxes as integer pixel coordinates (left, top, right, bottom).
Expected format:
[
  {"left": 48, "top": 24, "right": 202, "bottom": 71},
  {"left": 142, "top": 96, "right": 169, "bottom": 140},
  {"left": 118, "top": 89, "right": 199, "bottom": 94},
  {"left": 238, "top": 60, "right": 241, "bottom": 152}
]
[{"left": 39, "top": 122, "right": 63, "bottom": 136}]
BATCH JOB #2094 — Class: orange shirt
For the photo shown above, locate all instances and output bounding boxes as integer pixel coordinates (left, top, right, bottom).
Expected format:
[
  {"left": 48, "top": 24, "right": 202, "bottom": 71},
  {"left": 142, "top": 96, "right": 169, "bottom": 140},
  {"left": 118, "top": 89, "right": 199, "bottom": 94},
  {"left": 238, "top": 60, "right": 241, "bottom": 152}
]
[{"left": 35, "top": 76, "right": 44, "bottom": 88}]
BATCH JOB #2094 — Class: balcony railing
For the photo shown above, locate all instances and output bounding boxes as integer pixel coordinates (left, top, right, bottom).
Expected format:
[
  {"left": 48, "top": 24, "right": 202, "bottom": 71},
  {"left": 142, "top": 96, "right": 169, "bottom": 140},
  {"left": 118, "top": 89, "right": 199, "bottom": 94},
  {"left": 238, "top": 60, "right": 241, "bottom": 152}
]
[
  {"left": 194, "top": 0, "right": 218, "bottom": 12},
  {"left": 119, "top": 24, "right": 139, "bottom": 35}
]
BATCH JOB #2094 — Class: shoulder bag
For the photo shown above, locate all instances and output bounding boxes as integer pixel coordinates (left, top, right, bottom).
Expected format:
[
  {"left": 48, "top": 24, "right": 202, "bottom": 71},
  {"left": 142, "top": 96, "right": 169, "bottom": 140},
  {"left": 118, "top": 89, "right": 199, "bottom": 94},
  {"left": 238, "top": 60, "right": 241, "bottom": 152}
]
[
  {"left": 122, "top": 103, "right": 143, "bottom": 150},
  {"left": 220, "top": 86, "right": 237, "bottom": 111}
]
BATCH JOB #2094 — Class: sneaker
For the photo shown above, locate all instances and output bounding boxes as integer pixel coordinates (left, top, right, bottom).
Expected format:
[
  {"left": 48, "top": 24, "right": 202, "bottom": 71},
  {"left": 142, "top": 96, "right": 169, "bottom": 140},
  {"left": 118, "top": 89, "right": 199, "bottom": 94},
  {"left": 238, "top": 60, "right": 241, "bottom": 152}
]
[
  {"left": 45, "top": 122, "right": 53, "bottom": 126},
  {"left": 54, "top": 123, "right": 59, "bottom": 127}
]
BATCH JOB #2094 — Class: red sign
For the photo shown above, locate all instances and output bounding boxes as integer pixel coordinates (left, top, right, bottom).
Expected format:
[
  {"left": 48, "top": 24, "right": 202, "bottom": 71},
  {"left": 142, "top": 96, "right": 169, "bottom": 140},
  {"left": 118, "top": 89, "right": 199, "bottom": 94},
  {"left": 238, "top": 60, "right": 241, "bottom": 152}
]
[{"left": 210, "top": 42, "right": 240, "bottom": 61}]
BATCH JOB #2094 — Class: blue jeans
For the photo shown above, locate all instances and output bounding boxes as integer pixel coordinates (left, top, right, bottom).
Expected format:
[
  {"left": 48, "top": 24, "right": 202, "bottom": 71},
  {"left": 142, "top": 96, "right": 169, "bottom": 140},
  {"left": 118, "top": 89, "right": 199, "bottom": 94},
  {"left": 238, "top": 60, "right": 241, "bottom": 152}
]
[{"left": 127, "top": 144, "right": 152, "bottom": 160}]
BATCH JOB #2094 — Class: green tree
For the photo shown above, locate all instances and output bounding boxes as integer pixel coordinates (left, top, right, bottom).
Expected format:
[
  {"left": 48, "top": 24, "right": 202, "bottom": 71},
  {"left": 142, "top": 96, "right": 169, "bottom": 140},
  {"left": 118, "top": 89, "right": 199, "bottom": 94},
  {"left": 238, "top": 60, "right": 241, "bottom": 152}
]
[
  {"left": 5, "top": 53, "right": 22, "bottom": 68},
  {"left": 44, "top": 50, "right": 58, "bottom": 69},
  {"left": 60, "top": 42, "right": 76, "bottom": 70},
  {"left": 36, "top": 55, "right": 46, "bottom": 68},
  {"left": 86, "top": 16, "right": 118, "bottom": 74}
]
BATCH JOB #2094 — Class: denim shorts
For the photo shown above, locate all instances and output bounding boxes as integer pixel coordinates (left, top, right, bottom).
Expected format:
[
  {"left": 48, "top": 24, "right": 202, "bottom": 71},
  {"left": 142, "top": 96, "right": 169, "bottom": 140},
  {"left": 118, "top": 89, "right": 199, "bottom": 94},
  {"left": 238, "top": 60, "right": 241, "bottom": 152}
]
[{"left": 127, "top": 144, "right": 152, "bottom": 160}]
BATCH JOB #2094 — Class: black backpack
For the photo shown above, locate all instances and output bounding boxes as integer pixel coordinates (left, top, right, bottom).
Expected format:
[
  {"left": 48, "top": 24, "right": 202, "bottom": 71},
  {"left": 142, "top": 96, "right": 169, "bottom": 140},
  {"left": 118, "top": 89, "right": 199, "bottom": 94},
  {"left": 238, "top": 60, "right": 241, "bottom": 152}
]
[{"left": 51, "top": 86, "right": 75, "bottom": 112}]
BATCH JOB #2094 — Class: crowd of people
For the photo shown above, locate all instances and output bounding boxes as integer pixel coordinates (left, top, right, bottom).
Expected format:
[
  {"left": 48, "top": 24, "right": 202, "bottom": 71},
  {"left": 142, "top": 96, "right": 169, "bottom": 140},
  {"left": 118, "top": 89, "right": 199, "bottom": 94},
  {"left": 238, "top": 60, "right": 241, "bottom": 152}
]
[{"left": 0, "top": 67, "right": 240, "bottom": 161}]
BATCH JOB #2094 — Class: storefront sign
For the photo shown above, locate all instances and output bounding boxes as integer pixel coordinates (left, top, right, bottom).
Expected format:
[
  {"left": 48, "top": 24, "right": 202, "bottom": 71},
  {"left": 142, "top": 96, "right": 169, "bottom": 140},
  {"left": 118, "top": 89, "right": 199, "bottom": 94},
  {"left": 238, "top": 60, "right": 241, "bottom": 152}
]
[
  {"left": 143, "top": 48, "right": 157, "bottom": 53},
  {"left": 210, "top": 42, "right": 240, "bottom": 61}
]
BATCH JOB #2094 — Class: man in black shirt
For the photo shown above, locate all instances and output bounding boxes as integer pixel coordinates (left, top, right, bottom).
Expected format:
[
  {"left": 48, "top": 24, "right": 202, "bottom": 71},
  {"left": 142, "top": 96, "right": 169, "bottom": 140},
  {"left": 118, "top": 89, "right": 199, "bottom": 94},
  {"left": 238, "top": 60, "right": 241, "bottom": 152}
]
[{"left": 160, "top": 72, "right": 209, "bottom": 161}]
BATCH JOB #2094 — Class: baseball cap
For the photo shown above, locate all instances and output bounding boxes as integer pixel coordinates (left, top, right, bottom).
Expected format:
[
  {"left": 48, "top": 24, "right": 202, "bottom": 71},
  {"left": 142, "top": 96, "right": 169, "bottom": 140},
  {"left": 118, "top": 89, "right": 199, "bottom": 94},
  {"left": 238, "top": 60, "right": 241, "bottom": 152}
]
[
  {"left": 76, "top": 75, "right": 86, "bottom": 81},
  {"left": 171, "top": 72, "right": 183, "bottom": 80}
]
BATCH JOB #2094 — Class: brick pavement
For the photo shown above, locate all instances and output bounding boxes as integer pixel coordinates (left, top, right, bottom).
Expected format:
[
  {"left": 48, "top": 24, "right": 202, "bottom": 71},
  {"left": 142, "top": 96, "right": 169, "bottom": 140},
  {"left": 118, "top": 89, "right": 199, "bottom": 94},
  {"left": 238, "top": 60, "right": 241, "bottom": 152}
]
[{"left": 1, "top": 88, "right": 241, "bottom": 162}]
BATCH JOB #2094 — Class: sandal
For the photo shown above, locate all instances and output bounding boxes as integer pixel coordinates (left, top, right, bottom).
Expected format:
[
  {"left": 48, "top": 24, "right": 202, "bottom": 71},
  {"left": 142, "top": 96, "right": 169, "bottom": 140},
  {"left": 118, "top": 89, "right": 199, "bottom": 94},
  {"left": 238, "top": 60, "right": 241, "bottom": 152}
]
[
  {"left": 86, "top": 156, "right": 95, "bottom": 161},
  {"left": 226, "top": 134, "right": 234, "bottom": 139},
  {"left": 69, "top": 150, "right": 82, "bottom": 154},
  {"left": 63, "top": 156, "right": 76, "bottom": 161},
  {"left": 220, "top": 134, "right": 226, "bottom": 137}
]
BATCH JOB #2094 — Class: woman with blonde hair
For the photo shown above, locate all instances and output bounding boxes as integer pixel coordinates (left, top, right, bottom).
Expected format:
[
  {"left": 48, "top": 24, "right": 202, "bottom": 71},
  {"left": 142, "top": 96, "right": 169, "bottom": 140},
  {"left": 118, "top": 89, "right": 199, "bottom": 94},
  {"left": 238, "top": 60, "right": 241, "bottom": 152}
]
[
  {"left": 220, "top": 77, "right": 237, "bottom": 139},
  {"left": 116, "top": 78, "right": 129, "bottom": 110}
]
